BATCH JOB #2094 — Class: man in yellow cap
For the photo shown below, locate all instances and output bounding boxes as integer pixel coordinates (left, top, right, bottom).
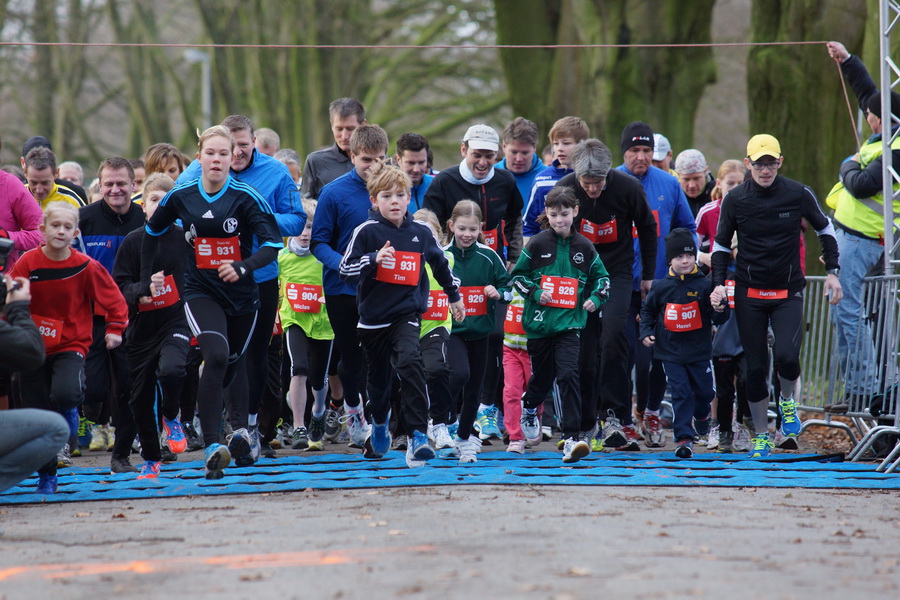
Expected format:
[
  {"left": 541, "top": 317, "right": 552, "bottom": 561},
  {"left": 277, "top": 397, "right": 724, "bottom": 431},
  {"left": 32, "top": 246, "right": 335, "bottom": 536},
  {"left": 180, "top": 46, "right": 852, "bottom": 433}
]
[{"left": 708, "top": 134, "right": 842, "bottom": 459}]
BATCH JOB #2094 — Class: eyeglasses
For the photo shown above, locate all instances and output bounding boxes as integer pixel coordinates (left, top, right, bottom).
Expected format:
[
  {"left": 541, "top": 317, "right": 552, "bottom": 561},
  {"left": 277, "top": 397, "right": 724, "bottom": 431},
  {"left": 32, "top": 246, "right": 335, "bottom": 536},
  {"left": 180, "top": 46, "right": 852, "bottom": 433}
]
[{"left": 749, "top": 160, "right": 781, "bottom": 172}]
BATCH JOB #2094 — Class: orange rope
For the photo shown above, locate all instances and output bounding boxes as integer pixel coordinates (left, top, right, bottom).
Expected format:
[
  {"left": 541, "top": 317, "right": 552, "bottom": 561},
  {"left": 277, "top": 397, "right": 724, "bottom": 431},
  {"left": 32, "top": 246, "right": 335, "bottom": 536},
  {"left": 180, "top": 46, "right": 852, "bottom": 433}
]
[{"left": 836, "top": 58, "right": 863, "bottom": 150}]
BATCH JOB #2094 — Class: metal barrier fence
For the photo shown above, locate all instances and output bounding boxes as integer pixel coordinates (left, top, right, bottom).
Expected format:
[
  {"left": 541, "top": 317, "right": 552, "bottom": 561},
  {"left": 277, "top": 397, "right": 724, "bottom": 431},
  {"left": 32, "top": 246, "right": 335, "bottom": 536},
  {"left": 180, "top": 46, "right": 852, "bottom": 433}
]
[{"left": 798, "top": 275, "right": 900, "bottom": 471}]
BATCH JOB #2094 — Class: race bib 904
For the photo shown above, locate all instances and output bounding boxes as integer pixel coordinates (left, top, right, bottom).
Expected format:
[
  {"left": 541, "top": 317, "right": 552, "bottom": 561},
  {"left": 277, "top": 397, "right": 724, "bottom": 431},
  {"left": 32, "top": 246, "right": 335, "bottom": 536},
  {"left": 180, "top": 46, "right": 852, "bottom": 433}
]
[{"left": 286, "top": 283, "right": 322, "bottom": 313}]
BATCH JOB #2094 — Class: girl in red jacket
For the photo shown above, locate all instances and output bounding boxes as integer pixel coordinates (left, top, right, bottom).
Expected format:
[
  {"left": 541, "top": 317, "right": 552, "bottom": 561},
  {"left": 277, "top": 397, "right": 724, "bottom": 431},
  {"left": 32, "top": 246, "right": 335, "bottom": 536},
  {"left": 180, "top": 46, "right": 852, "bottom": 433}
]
[{"left": 11, "top": 201, "right": 128, "bottom": 494}]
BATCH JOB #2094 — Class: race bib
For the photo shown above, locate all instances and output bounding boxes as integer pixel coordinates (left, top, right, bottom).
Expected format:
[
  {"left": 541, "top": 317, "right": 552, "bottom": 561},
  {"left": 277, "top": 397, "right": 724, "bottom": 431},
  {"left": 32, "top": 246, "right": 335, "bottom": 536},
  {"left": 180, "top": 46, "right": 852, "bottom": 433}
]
[
  {"left": 286, "top": 283, "right": 322, "bottom": 313},
  {"left": 195, "top": 236, "right": 240, "bottom": 269},
  {"left": 461, "top": 286, "right": 488, "bottom": 316},
  {"left": 747, "top": 287, "right": 788, "bottom": 300},
  {"left": 482, "top": 227, "right": 500, "bottom": 252},
  {"left": 376, "top": 251, "right": 421, "bottom": 286},
  {"left": 540, "top": 275, "right": 578, "bottom": 309},
  {"left": 32, "top": 314, "right": 63, "bottom": 350},
  {"left": 580, "top": 217, "right": 617, "bottom": 244},
  {"left": 138, "top": 274, "right": 179, "bottom": 312},
  {"left": 504, "top": 304, "right": 525, "bottom": 335},
  {"left": 725, "top": 279, "right": 735, "bottom": 309},
  {"left": 632, "top": 209, "right": 661, "bottom": 238},
  {"left": 664, "top": 301, "right": 702, "bottom": 332},
  {"left": 423, "top": 290, "right": 449, "bottom": 321}
]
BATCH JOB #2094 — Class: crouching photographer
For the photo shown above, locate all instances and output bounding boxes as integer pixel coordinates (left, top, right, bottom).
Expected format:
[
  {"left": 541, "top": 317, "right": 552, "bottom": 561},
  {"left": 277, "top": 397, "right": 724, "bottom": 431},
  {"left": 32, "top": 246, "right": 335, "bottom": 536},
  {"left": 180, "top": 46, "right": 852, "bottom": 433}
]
[{"left": 0, "top": 238, "right": 69, "bottom": 494}]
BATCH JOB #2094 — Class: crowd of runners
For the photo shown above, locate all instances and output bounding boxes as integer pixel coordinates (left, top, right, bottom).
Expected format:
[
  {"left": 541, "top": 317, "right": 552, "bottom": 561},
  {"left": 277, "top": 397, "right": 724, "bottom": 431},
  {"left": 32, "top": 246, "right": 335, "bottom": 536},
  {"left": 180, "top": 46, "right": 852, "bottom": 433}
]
[{"left": 2, "top": 40, "right": 896, "bottom": 495}]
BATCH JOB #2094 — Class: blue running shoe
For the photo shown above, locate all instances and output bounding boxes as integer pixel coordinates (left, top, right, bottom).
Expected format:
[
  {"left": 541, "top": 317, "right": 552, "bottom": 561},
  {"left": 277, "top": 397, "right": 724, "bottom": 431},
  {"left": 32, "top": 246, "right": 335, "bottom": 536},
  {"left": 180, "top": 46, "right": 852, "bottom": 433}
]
[
  {"left": 77, "top": 416, "right": 93, "bottom": 449},
  {"left": 137, "top": 461, "right": 161, "bottom": 479},
  {"left": 36, "top": 474, "right": 58, "bottom": 494},
  {"left": 227, "top": 428, "right": 254, "bottom": 467},
  {"left": 405, "top": 430, "right": 435, "bottom": 467},
  {"left": 204, "top": 443, "right": 231, "bottom": 479},
  {"left": 365, "top": 419, "right": 392, "bottom": 458},
  {"left": 162, "top": 417, "right": 187, "bottom": 453},
  {"left": 779, "top": 396, "right": 801, "bottom": 438},
  {"left": 747, "top": 433, "right": 774, "bottom": 459},
  {"left": 447, "top": 422, "right": 459, "bottom": 439},
  {"left": 475, "top": 406, "right": 501, "bottom": 440}
]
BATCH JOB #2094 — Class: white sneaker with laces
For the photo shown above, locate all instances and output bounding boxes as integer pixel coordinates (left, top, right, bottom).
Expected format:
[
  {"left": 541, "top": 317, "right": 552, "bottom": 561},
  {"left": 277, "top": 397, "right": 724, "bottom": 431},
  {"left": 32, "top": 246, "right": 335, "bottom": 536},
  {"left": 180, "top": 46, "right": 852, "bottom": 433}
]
[
  {"left": 733, "top": 422, "right": 753, "bottom": 452},
  {"left": 432, "top": 423, "right": 456, "bottom": 451},
  {"left": 506, "top": 439, "right": 526, "bottom": 454},
  {"left": 457, "top": 436, "right": 482, "bottom": 464},
  {"left": 562, "top": 438, "right": 590, "bottom": 463},
  {"left": 707, "top": 424, "right": 719, "bottom": 450},
  {"left": 342, "top": 409, "right": 370, "bottom": 448}
]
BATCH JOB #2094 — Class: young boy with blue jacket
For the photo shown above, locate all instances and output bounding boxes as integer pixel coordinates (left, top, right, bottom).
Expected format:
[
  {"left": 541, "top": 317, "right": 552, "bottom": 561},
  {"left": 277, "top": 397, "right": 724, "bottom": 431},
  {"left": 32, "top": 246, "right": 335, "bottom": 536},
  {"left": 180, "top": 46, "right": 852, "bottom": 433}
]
[
  {"left": 340, "top": 164, "right": 465, "bottom": 467},
  {"left": 640, "top": 228, "right": 727, "bottom": 458}
]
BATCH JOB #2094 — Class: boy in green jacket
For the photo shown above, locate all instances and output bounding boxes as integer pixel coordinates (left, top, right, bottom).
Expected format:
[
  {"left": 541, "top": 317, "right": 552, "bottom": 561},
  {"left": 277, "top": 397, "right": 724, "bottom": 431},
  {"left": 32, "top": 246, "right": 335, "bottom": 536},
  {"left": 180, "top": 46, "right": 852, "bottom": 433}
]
[{"left": 511, "top": 187, "right": 610, "bottom": 463}]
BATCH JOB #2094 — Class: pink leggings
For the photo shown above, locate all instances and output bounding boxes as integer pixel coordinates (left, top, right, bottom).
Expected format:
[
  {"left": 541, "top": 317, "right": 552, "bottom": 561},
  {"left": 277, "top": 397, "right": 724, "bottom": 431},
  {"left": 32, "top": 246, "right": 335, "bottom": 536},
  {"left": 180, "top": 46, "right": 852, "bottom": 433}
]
[{"left": 502, "top": 347, "right": 531, "bottom": 441}]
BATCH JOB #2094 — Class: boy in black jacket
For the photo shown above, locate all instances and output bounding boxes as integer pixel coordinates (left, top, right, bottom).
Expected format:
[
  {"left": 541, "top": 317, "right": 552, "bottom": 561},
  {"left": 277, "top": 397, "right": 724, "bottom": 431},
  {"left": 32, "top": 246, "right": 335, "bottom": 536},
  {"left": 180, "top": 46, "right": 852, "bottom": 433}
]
[
  {"left": 340, "top": 164, "right": 465, "bottom": 467},
  {"left": 640, "top": 228, "right": 726, "bottom": 458},
  {"left": 112, "top": 174, "right": 193, "bottom": 479}
]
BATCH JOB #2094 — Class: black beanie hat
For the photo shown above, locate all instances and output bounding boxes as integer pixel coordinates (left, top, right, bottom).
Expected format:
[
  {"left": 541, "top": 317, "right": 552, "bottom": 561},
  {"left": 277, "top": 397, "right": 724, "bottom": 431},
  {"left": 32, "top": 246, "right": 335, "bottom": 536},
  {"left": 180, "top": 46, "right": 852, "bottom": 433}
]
[
  {"left": 665, "top": 227, "right": 697, "bottom": 264},
  {"left": 865, "top": 91, "right": 900, "bottom": 120},
  {"left": 22, "top": 135, "right": 52, "bottom": 158},
  {"left": 621, "top": 121, "right": 654, "bottom": 154}
]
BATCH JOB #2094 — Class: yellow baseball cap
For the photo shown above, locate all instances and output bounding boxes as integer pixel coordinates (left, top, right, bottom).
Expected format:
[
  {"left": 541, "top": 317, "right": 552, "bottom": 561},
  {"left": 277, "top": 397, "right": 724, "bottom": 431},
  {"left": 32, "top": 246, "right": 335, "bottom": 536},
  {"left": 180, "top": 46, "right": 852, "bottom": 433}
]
[{"left": 747, "top": 134, "right": 781, "bottom": 161}]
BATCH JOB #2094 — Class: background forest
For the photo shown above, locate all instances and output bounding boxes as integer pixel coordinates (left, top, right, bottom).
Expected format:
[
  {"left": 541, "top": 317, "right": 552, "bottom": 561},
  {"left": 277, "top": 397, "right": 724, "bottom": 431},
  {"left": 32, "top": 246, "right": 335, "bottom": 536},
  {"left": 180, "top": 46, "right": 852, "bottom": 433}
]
[{"left": 1, "top": 0, "right": 898, "bottom": 272}]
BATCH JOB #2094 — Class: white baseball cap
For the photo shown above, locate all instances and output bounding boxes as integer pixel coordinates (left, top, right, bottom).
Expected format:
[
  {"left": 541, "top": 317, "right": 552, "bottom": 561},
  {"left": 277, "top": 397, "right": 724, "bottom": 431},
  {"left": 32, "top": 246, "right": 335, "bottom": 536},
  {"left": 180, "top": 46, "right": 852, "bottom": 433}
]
[{"left": 462, "top": 124, "right": 500, "bottom": 152}]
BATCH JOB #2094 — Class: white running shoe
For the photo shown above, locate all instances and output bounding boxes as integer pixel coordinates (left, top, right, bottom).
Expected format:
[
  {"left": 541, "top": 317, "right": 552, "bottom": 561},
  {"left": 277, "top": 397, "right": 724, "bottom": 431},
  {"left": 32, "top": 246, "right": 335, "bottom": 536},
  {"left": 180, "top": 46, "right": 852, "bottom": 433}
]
[{"left": 457, "top": 435, "right": 482, "bottom": 464}]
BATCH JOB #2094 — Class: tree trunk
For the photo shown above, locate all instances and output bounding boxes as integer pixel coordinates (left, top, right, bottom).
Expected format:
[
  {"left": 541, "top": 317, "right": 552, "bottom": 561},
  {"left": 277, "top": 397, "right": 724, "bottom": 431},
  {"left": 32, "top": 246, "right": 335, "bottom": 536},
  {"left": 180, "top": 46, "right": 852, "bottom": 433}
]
[{"left": 495, "top": 0, "right": 716, "bottom": 153}]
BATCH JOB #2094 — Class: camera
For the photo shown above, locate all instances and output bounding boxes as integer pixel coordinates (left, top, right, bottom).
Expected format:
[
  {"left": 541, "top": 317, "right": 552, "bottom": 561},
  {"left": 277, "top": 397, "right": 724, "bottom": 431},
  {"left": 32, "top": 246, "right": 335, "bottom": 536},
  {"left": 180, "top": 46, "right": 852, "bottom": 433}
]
[{"left": 0, "top": 237, "right": 19, "bottom": 306}]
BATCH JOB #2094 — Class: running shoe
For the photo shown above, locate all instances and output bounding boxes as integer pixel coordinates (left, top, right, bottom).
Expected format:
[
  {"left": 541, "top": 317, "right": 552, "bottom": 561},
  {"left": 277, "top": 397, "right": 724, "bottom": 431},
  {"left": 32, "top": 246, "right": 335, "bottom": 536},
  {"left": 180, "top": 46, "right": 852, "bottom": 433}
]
[
  {"left": 393, "top": 434, "right": 408, "bottom": 451},
  {"left": 707, "top": 424, "right": 720, "bottom": 450},
  {"left": 307, "top": 413, "right": 326, "bottom": 451},
  {"left": 291, "top": 426, "right": 309, "bottom": 450},
  {"left": 365, "top": 420, "right": 392, "bottom": 458},
  {"left": 77, "top": 416, "right": 93, "bottom": 449},
  {"left": 717, "top": 430, "right": 734, "bottom": 453},
  {"left": 562, "top": 438, "right": 590, "bottom": 463},
  {"left": 775, "top": 430, "right": 800, "bottom": 450},
  {"left": 733, "top": 422, "right": 753, "bottom": 452},
  {"left": 137, "top": 461, "right": 161, "bottom": 479},
  {"left": 248, "top": 425, "right": 262, "bottom": 462},
  {"left": 88, "top": 424, "right": 108, "bottom": 451},
  {"left": 779, "top": 396, "right": 802, "bottom": 438},
  {"left": 432, "top": 423, "right": 457, "bottom": 454},
  {"left": 57, "top": 444, "right": 72, "bottom": 469},
  {"left": 342, "top": 409, "right": 370, "bottom": 448},
  {"left": 204, "top": 443, "right": 231, "bottom": 479},
  {"left": 642, "top": 412, "right": 665, "bottom": 448},
  {"left": 675, "top": 438, "right": 693, "bottom": 459},
  {"left": 475, "top": 405, "right": 502, "bottom": 440},
  {"left": 228, "top": 427, "right": 254, "bottom": 467},
  {"left": 70, "top": 439, "right": 81, "bottom": 458},
  {"left": 110, "top": 455, "right": 138, "bottom": 474},
  {"left": 323, "top": 406, "right": 343, "bottom": 442},
  {"left": 506, "top": 439, "right": 526, "bottom": 454},
  {"left": 36, "top": 474, "right": 58, "bottom": 494},
  {"left": 107, "top": 426, "right": 116, "bottom": 451},
  {"left": 163, "top": 417, "right": 187, "bottom": 453},
  {"left": 405, "top": 430, "right": 435, "bottom": 467},
  {"left": 747, "top": 433, "right": 774, "bottom": 459},
  {"left": 520, "top": 407, "right": 542, "bottom": 446},
  {"left": 615, "top": 425, "right": 640, "bottom": 451},
  {"left": 590, "top": 435, "right": 604, "bottom": 452},
  {"left": 457, "top": 435, "right": 482, "bottom": 464},
  {"left": 183, "top": 421, "right": 204, "bottom": 452},
  {"left": 601, "top": 411, "right": 626, "bottom": 448}
]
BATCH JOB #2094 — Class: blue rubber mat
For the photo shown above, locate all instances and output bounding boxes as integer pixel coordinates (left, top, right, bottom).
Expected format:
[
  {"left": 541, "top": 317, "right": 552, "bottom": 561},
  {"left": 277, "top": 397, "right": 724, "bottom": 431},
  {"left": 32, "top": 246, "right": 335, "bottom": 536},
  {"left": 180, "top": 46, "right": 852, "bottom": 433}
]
[{"left": 2, "top": 451, "right": 897, "bottom": 504}]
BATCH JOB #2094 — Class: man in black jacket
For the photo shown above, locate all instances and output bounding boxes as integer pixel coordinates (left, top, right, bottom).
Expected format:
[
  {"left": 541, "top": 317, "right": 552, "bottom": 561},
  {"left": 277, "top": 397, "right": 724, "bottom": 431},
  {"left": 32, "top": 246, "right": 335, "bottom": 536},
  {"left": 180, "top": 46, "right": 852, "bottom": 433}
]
[{"left": 557, "top": 139, "right": 657, "bottom": 448}]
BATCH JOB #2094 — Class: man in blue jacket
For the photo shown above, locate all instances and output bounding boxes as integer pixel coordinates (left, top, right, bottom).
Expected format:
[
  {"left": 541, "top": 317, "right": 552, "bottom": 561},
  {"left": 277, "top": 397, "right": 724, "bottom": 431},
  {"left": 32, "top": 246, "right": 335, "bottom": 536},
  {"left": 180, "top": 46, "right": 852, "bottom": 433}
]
[
  {"left": 617, "top": 122, "right": 696, "bottom": 451},
  {"left": 497, "top": 117, "right": 546, "bottom": 210}
]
